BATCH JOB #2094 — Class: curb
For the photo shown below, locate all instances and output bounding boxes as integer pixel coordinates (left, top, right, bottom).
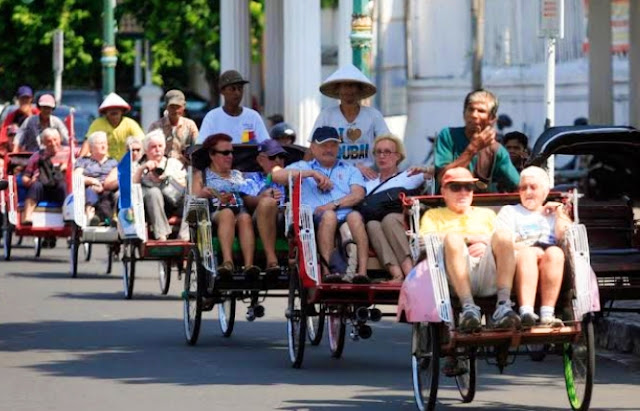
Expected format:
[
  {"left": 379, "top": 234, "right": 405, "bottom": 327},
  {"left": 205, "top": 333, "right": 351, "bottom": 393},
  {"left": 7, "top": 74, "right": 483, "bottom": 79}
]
[
  {"left": 594, "top": 314, "right": 640, "bottom": 358},
  {"left": 596, "top": 349, "right": 640, "bottom": 371}
]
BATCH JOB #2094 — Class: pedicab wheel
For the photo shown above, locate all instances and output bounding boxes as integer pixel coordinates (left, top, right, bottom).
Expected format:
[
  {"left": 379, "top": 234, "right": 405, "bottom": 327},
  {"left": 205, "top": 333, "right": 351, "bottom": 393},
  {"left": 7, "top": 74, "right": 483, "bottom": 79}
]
[
  {"left": 328, "top": 310, "right": 346, "bottom": 359},
  {"left": 563, "top": 315, "right": 595, "bottom": 411},
  {"left": 287, "top": 262, "right": 307, "bottom": 368},
  {"left": 412, "top": 322, "right": 440, "bottom": 411},
  {"left": 218, "top": 294, "right": 236, "bottom": 337},
  {"left": 122, "top": 243, "right": 137, "bottom": 299},
  {"left": 183, "top": 247, "right": 204, "bottom": 345},
  {"left": 34, "top": 237, "right": 42, "bottom": 257},
  {"left": 70, "top": 225, "right": 80, "bottom": 278},
  {"left": 307, "top": 304, "right": 325, "bottom": 345},
  {"left": 158, "top": 260, "right": 171, "bottom": 295},
  {"left": 83, "top": 242, "right": 92, "bottom": 262},
  {"left": 3, "top": 225, "right": 12, "bottom": 261},
  {"left": 455, "top": 349, "right": 477, "bottom": 403}
]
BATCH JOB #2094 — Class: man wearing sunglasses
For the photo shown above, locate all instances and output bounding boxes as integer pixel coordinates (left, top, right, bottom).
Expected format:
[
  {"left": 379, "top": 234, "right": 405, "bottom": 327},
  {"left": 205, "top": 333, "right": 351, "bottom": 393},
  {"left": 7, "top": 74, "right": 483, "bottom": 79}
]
[
  {"left": 434, "top": 89, "right": 519, "bottom": 192},
  {"left": 242, "top": 139, "right": 288, "bottom": 277},
  {"left": 420, "top": 167, "right": 520, "bottom": 334}
]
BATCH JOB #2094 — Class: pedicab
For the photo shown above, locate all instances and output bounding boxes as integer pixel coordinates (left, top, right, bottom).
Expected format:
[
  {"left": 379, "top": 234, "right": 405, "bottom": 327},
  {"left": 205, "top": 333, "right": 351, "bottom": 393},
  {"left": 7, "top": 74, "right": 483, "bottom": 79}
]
[
  {"left": 117, "top": 153, "right": 191, "bottom": 299},
  {"left": 2, "top": 147, "right": 74, "bottom": 260},
  {"left": 285, "top": 173, "right": 407, "bottom": 369},
  {"left": 397, "top": 187, "right": 600, "bottom": 411},
  {"left": 182, "top": 143, "right": 306, "bottom": 345}
]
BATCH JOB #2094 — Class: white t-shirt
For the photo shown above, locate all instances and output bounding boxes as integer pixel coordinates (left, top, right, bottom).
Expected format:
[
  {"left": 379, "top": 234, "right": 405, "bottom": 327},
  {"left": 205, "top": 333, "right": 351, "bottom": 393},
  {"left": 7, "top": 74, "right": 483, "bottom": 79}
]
[
  {"left": 197, "top": 106, "right": 269, "bottom": 144},
  {"left": 311, "top": 105, "right": 390, "bottom": 167},
  {"left": 365, "top": 170, "right": 425, "bottom": 194},
  {"left": 495, "top": 204, "right": 557, "bottom": 246}
]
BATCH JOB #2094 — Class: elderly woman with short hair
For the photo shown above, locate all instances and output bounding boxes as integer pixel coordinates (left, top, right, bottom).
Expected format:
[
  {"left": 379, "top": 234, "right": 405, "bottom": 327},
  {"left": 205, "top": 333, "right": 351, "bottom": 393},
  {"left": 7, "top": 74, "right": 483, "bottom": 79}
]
[
  {"left": 133, "top": 129, "right": 187, "bottom": 241},
  {"left": 496, "top": 166, "right": 572, "bottom": 327},
  {"left": 365, "top": 134, "right": 429, "bottom": 283},
  {"left": 75, "top": 131, "right": 119, "bottom": 225}
]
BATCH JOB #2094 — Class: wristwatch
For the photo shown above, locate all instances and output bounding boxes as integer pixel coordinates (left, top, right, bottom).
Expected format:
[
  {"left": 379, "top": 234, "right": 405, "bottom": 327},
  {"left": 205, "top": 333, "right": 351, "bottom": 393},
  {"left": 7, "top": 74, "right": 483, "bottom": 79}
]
[{"left": 333, "top": 200, "right": 340, "bottom": 210}]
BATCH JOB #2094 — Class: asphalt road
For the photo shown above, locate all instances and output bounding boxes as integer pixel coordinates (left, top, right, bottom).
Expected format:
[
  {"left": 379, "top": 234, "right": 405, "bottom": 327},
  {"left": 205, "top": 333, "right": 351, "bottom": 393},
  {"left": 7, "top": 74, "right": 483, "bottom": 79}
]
[{"left": 0, "top": 240, "right": 638, "bottom": 411}]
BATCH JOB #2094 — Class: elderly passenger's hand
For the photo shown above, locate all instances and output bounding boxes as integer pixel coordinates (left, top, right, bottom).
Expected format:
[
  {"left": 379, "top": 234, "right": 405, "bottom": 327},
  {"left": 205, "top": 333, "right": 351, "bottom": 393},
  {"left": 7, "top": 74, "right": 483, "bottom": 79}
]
[
  {"left": 356, "top": 164, "right": 379, "bottom": 180},
  {"left": 407, "top": 166, "right": 435, "bottom": 178},
  {"left": 468, "top": 125, "right": 496, "bottom": 152},
  {"left": 90, "top": 183, "right": 104, "bottom": 194},
  {"left": 542, "top": 201, "right": 563, "bottom": 216},
  {"left": 261, "top": 188, "right": 282, "bottom": 201},
  {"left": 467, "top": 242, "right": 487, "bottom": 258},
  {"left": 200, "top": 187, "right": 216, "bottom": 199},
  {"left": 143, "top": 160, "right": 158, "bottom": 171},
  {"left": 311, "top": 171, "right": 333, "bottom": 192},
  {"left": 313, "top": 203, "right": 333, "bottom": 216}
]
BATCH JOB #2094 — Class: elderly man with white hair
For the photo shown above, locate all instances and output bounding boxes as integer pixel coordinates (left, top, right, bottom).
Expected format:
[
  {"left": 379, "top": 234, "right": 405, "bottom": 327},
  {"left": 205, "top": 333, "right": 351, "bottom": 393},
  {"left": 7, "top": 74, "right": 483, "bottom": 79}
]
[
  {"left": 496, "top": 166, "right": 572, "bottom": 327},
  {"left": 75, "top": 131, "right": 119, "bottom": 225},
  {"left": 132, "top": 130, "right": 187, "bottom": 241}
]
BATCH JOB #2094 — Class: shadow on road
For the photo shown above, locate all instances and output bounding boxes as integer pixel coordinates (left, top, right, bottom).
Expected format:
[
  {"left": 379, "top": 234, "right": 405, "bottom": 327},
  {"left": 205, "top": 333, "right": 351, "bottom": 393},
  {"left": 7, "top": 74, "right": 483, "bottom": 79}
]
[
  {"left": 53, "top": 292, "right": 183, "bottom": 301},
  {"left": 7, "top": 272, "right": 118, "bottom": 280}
]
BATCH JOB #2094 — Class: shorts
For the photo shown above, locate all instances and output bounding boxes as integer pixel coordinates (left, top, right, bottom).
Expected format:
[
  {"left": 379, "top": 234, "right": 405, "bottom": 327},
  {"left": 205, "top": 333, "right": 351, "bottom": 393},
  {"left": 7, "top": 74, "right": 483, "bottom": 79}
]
[{"left": 445, "top": 243, "right": 498, "bottom": 297}]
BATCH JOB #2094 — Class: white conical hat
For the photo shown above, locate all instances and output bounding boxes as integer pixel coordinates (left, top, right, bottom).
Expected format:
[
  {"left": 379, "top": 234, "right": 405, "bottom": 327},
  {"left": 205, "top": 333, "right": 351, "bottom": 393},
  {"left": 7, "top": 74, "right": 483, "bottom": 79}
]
[
  {"left": 319, "top": 63, "right": 377, "bottom": 100},
  {"left": 99, "top": 92, "right": 131, "bottom": 113}
]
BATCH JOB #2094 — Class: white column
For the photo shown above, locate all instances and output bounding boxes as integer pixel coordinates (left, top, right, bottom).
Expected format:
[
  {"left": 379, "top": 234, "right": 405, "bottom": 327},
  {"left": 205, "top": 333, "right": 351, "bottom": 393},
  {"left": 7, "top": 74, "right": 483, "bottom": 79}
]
[
  {"left": 338, "top": 0, "right": 353, "bottom": 67},
  {"left": 264, "top": 0, "right": 284, "bottom": 119},
  {"left": 588, "top": 0, "right": 613, "bottom": 124},
  {"left": 283, "top": 0, "right": 321, "bottom": 144},
  {"left": 629, "top": 0, "right": 640, "bottom": 128},
  {"left": 221, "top": 0, "right": 251, "bottom": 106}
]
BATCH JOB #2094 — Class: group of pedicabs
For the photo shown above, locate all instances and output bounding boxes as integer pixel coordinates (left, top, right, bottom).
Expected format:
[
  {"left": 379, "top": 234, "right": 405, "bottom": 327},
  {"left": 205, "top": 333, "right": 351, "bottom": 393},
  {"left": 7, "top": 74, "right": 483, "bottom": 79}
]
[{"left": 4, "top": 67, "right": 638, "bottom": 411}]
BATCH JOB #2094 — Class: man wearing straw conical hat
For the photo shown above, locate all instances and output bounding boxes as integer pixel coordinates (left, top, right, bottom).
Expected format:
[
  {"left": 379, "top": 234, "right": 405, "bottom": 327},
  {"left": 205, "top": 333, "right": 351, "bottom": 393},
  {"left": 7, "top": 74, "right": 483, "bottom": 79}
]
[
  {"left": 80, "top": 93, "right": 145, "bottom": 160},
  {"left": 312, "top": 64, "right": 390, "bottom": 180}
]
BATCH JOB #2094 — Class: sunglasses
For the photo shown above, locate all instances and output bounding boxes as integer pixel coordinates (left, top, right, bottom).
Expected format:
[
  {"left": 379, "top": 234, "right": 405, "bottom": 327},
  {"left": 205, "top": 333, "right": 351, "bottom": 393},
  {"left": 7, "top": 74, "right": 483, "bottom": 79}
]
[
  {"left": 268, "top": 154, "right": 286, "bottom": 161},
  {"left": 446, "top": 182, "right": 475, "bottom": 192},
  {"left": 130, "top": 148, "right": 141, "bottom": 152},
  {"left": 210, "top": 150, "right": 233, "bottom": 156}
]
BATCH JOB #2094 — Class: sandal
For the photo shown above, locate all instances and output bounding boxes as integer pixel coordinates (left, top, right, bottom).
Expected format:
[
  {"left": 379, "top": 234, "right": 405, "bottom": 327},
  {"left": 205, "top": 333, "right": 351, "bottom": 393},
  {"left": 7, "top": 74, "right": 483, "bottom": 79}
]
[
  {"left": 322, "top": 273, "right": 346, "bottom": 284},
  {"left": 217, "top": 261, "right": 234, "bottom": 280},
  {"left": 243, "top": 265, "right": 261, "bottom": 281},
  {"left": 265, "top": 262, "right": 281, "bottom": 281},
  {"left": 352, "top": 274, "right": 371, "bottom": 284}
]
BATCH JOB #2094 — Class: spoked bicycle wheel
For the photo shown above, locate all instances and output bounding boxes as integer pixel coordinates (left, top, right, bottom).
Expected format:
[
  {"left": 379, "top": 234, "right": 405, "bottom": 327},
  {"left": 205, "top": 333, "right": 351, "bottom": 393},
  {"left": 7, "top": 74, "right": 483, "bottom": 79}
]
[
  {"left": 328, "top": 309, "right": 346, "bottom": 359},
  {"left": 122, "top": 243, "right": 137, "bottom": 299},
  {"left": 286, "top": 261, "right": 307, "bottom": 368},
  {"left": 564, "top": 315, "right": 595, "bottom": 411},
  {"left": 455, "top": 348, "right": 477, "bottom": 403},
  {"left": 218, "top": 294, "right": 236, "bottom": 337},
  {"left": 412, "top": 322, "right": 441, "bottom": 411},
  {"left": 307, "top": 304, "right": 325, "bottom": 346},
  {"left": 158, "top": 260, "right": 171, "bottom": 295},
  {"left": 183, "top": 247, "right": 204, "bottom": 345}
]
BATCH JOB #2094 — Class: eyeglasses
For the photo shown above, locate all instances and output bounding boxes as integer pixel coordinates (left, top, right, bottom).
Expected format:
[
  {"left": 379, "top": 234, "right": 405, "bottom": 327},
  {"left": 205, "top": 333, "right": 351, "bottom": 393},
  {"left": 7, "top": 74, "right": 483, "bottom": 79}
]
[
  {"left": 373, "top": 150, "right": 397, "bottom": 157},
  {"left": 446, "top": 183, "right": 475, "bottom": 193},
  {"left": 210, "top": 150, "right": 233, "bottom": 156}
]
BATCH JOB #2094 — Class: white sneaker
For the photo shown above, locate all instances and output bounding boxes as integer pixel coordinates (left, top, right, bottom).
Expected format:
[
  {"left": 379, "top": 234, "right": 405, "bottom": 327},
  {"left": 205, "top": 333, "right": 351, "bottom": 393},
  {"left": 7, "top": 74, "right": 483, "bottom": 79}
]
[{"left": 540, "top": 315, "right": 564, "bottom": 327}]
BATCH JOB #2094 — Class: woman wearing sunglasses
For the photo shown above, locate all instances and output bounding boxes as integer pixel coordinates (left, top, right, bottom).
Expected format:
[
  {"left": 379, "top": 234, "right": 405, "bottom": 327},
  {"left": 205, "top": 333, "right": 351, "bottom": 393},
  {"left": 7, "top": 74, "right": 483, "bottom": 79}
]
[
  {"left": 496, "top": 166, "right": 571, "bottom": 327},
  {"left": 191, "top": 133, "right": 260, "bottom": 280},
  {"left": 133, "top": 130, "right": 188, "bottom": 241}
]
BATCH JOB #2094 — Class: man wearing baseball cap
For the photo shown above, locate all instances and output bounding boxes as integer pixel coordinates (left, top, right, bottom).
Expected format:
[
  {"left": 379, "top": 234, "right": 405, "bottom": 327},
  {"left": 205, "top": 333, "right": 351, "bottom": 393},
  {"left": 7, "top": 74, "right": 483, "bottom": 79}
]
[
  {"left": 419, "top": 167, "right": 520, "bottom": 336},
  {"left": 0, "top": 85, "right": 39, "bottom": 146},
  {"left": 148, "top": 89, "right": 199, "bottom": 160},
  {"left": 242, "top": 139, "right": 289, "bottom": 277},
  {"left": 14, "top": 94, "right": 69, "bottom": 152},
  {"left": 197, "top": 69, "right": 269, "bottom": 145},
  {"left": 272, "top": 126, "right": 370, "bottom": 283}
]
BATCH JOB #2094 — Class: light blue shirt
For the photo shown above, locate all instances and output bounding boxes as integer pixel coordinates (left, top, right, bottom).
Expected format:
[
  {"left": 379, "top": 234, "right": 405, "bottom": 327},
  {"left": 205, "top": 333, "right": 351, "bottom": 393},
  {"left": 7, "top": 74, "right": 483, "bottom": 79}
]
[
  {"left": 243, "top": 171, "right": 286, "bottom": 207},
  {"left": 285, "top": 159, "right": 365, "bottom": 220}
]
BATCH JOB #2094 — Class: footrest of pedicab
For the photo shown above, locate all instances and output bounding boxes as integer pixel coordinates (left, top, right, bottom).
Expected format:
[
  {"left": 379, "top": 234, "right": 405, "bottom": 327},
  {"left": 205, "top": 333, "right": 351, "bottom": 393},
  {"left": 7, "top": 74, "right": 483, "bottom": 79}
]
[{"left": 81, "top": 226, "right": 119, "bottom": 243}]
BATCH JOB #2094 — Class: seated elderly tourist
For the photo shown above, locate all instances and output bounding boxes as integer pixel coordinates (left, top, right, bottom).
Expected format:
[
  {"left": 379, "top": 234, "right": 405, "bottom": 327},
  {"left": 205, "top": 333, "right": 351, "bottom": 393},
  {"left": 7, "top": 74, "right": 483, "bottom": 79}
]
[
  {"left": 191, "top": 133, "right": 261, "bottom": 281},
  {"left": 74, "top": 131, "right": 118, "bottom": 225},
  {"left": 419, "top": 167, "right": 520, "bottom": 332},
  {"left": 132, "top": 130, "right": 187, "bottom": 241},
  {"left": 496, "top": 166, "right": 572, "bottom": 327},
  {"left": 21, "top": 128, "right": 70, "bottom": 224}
]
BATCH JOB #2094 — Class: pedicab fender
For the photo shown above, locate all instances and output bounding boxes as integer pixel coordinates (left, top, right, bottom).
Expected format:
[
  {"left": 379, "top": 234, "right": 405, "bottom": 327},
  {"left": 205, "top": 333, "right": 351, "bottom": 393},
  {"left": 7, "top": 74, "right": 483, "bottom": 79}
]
[{"left": 565, "top": 223, "right": 600, "bottom": 317}]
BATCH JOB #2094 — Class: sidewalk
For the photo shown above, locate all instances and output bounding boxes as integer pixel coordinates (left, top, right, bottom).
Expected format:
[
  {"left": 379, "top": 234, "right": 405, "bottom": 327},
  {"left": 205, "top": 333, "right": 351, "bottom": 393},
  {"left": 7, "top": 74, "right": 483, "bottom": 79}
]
[{"left": 595, "top": 301, "right": 640, "bottom": 358}]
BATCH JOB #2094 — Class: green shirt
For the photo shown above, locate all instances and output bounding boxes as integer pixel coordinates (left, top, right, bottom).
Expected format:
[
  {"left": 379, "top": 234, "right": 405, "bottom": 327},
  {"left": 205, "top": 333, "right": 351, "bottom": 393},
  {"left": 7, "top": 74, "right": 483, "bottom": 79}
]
[{"left": 434, "top": 126, "right": 519, "bottom": 192}]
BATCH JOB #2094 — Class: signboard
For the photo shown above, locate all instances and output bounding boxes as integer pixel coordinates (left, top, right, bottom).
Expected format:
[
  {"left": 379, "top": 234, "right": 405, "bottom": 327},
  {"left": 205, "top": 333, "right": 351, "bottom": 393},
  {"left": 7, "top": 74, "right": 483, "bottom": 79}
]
[
  {"left": 53, "top": 29, "right": 64, "bottom": 72},
  {"left": 538, "top": 0, "right": 565, "bottom": 38}
]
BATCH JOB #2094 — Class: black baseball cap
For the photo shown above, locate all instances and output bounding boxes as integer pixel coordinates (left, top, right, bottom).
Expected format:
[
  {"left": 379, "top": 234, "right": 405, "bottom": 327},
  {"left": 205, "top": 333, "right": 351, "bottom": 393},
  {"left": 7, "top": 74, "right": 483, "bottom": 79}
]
[{"left": 311, "top": 126, "right": 341, "bottom": 144}]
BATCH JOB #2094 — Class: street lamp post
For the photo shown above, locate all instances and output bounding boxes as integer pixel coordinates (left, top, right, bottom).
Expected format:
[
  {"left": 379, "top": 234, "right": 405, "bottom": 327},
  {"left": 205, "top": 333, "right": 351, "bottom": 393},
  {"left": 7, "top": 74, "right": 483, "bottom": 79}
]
[
  {"left": 101, "top": 0, "right": 117, "bottom": 97},
  {"left": 350, "top": 0, "right": 372, "bottom": 76}
]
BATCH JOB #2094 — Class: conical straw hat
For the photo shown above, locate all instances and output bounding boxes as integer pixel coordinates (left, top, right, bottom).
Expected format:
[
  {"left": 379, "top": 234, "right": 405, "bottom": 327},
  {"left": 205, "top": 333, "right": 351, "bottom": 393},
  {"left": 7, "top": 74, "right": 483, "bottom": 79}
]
[
  {"left": 99, "top": 92, "right": 131, "bottom": 113},
  {"left": 319, "top": 64, "right": 376, "bottom": 100}
]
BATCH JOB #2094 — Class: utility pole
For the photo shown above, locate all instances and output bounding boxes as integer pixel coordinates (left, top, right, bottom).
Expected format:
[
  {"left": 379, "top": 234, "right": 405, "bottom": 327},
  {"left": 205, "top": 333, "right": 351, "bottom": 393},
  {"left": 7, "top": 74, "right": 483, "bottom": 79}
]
[
  {"left": 351, "top": 0, "right": 373, "bottom": 76},
  {"left": 101, "top": 0, "right": 117, "bottom": 97},
  {"left": 471, "top": 0, "right": 485, "bottom": 90}
]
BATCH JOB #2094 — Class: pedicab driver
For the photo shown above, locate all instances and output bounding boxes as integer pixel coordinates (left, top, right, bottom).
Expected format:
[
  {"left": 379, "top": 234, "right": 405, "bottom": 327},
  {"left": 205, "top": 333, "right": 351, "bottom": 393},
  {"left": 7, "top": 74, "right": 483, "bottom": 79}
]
[
  {"left": 271, "top": 126, "right": 370, "bottom": 283},
  {"left": 419, "top": 167, "right": 520, "bottom": 332},
  {"left": 197, "top": 70, "right": 269, "bottom": 145}
]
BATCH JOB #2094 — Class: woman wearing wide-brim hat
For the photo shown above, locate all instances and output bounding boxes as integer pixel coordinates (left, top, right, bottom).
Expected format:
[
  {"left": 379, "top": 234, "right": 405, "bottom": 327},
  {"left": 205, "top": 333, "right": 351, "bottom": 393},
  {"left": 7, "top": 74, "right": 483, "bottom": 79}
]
[
  {"left": 80, "top": 92, "right": 145, "bottom": 161},
  {"left": 311, "top": 64, "right": 390, "bottom": 180}
]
